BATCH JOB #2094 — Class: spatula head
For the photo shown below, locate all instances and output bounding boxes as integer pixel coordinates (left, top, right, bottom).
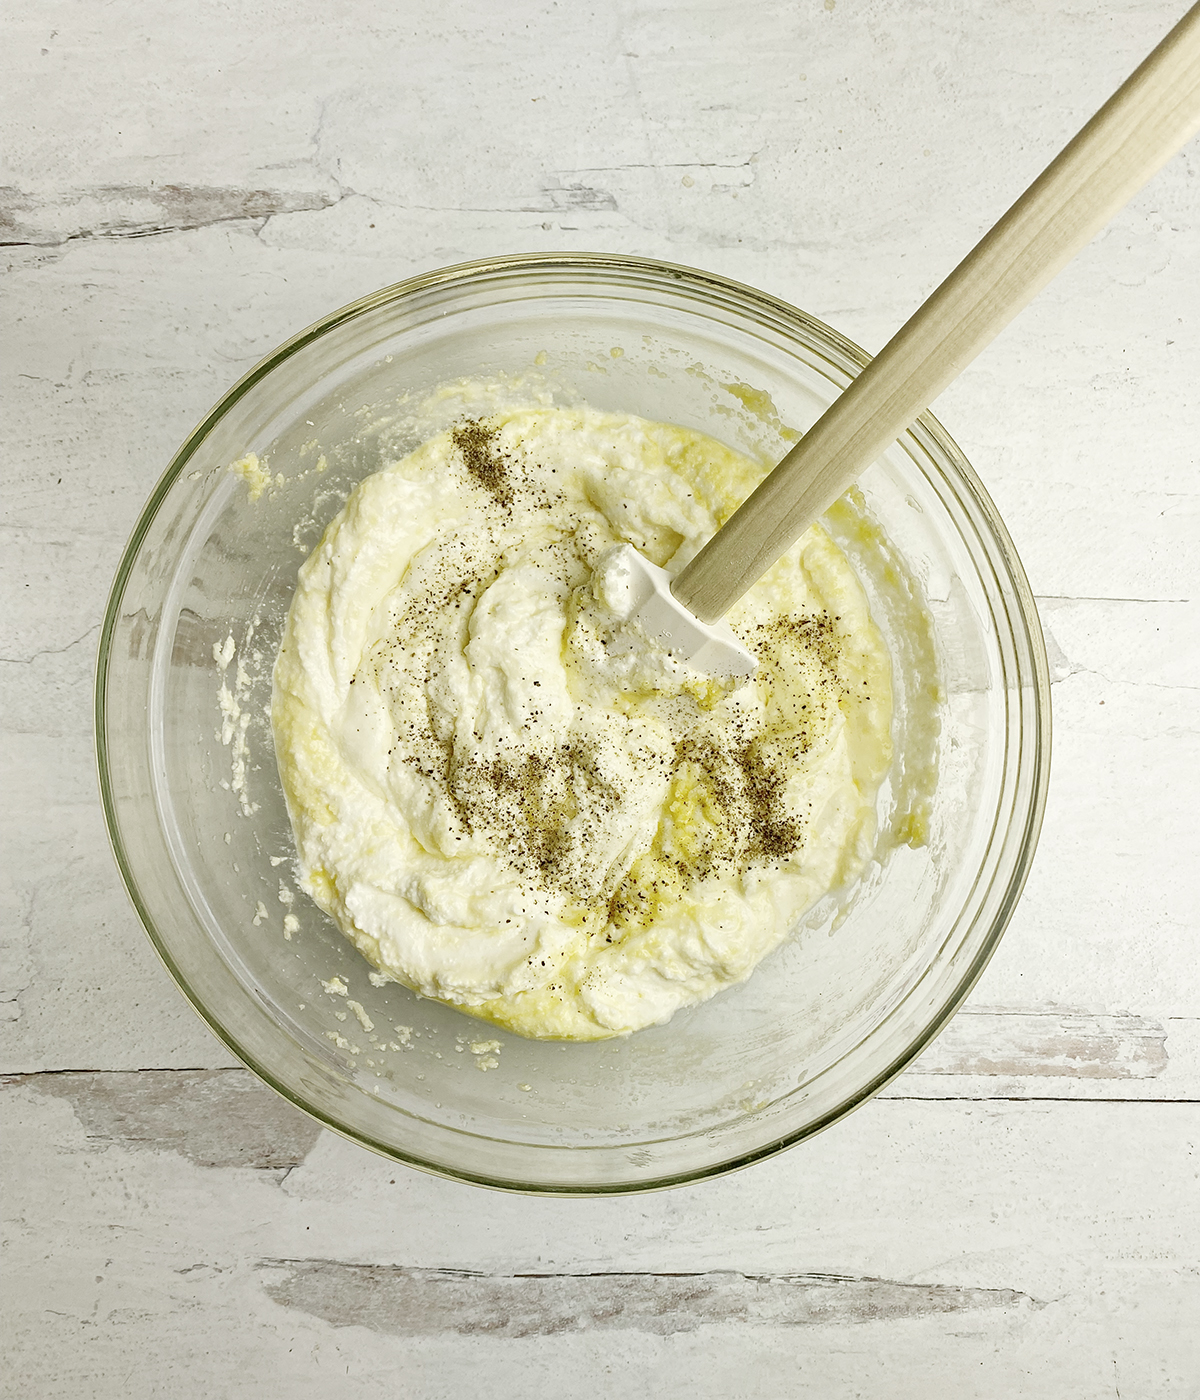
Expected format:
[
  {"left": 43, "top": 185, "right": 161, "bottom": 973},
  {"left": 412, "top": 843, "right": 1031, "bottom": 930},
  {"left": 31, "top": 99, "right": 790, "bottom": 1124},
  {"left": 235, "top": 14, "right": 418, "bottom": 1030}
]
[{"left": 592, "top": 544, "right": 757, "bottom": 680}]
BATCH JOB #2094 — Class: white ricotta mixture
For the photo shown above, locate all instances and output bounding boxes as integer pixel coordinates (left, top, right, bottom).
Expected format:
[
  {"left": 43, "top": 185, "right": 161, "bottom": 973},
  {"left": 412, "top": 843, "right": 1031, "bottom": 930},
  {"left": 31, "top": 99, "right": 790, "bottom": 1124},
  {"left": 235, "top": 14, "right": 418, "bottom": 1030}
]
[{"left": 272, "top": 406, "right": 893, "bottom": 1040}]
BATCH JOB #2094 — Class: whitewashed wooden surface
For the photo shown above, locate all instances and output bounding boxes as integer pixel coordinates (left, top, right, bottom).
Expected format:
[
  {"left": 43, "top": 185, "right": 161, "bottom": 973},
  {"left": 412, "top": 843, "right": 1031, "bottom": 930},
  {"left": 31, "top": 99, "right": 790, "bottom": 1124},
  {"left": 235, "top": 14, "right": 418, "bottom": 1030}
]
[{"left": 3, "top": 1, "right": 1199, "bottom": 1395}]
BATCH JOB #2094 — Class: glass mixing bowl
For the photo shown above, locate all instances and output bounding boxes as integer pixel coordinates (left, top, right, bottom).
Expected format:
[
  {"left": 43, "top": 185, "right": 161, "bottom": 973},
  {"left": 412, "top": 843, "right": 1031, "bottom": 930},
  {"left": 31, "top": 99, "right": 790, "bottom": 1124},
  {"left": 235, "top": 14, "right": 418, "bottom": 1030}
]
[{"left": 96, "top": 253, "right": 1050, "bottom": 1193}]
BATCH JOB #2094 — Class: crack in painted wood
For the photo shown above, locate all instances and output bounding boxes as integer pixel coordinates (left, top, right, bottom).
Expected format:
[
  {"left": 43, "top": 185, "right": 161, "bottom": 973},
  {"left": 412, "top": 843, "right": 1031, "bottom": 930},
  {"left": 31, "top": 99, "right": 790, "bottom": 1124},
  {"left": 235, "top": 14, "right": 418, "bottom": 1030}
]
[{"left": 0, "top": 185, "right": 337, "bottom": 246}]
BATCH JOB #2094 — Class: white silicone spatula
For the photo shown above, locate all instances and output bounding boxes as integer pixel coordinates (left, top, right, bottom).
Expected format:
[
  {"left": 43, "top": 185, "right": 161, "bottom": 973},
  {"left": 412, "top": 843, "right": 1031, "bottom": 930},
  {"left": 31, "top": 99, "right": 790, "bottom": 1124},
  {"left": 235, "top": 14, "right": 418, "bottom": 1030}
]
[{"left": 628, "top": 2, "right": 1200, "bottom": 677}]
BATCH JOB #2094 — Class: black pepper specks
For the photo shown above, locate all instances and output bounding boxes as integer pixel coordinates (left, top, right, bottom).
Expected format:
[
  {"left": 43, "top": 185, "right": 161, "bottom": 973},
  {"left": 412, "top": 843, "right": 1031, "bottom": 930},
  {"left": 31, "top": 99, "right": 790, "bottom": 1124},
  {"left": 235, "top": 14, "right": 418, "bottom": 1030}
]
[
  {"left": 452, "top": 418, "right": 514, "bottom": 508},
  {"left": 356, "top": 419, "right": 859, "bottom": 952}
]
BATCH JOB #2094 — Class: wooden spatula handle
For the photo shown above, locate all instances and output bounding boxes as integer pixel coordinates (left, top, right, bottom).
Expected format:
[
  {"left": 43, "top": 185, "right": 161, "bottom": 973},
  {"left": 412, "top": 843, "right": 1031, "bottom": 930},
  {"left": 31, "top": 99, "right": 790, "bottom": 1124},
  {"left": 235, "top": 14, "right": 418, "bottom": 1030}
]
[{"left": 673, "top": 2, "right": 1200, "bottom": 624}]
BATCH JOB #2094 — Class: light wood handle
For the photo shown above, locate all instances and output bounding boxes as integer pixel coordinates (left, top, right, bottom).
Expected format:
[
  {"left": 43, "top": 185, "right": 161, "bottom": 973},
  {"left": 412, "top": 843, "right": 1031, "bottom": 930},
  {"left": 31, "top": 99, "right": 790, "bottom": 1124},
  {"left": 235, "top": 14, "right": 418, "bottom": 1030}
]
[{"left": 673, "top": 1, "right": 1200, "bottom": 623}]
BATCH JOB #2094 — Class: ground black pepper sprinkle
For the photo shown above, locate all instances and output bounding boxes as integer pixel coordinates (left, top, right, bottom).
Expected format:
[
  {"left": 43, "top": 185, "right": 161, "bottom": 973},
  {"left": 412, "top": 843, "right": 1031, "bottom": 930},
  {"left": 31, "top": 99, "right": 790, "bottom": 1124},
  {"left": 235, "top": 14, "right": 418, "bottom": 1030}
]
[
  {"left": 388, "top": 601, "right": 846, "bottom": 925},
  {"left": 364, "top": 423, "right": 854, "bottom": 941},
  {"left": 452, "top": 418, "right": 514, "bottom": 508}
]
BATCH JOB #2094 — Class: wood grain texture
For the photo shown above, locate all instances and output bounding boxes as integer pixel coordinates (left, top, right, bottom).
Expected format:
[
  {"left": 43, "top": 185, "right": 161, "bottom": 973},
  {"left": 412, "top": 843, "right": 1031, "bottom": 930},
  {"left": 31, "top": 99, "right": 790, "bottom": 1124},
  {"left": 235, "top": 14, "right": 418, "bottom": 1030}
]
[
  {"left": 3, "top": 0, "right": 1199, "bottom": 1394},
  {"left": 4, "top": 1086, "right": 1199, "bottom": 1397}
]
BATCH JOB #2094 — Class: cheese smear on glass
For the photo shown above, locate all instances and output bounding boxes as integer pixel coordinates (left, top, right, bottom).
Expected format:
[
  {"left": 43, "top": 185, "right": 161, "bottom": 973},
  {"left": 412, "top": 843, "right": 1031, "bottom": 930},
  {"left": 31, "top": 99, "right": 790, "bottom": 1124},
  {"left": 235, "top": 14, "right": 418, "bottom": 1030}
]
[{"left": 272, "top": 406, "right": 893, "bottom": 1040}]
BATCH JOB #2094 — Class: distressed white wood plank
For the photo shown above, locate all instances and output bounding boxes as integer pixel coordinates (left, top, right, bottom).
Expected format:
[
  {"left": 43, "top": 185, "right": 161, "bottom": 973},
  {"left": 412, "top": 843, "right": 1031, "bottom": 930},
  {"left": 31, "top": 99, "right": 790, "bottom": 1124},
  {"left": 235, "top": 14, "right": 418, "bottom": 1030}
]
[
  {"left": 887, "top": 1008, "right": 1200, "bottom": 1101},
  {"left": 910, "top": 1008, "right": 1169, "bottom": 1081},
  {"left": 3, "top": 2, "right": 1200, "bottom": 1393},
  {"left": 3, "top": 1080, "right": 1198, "bottom": 1397}
]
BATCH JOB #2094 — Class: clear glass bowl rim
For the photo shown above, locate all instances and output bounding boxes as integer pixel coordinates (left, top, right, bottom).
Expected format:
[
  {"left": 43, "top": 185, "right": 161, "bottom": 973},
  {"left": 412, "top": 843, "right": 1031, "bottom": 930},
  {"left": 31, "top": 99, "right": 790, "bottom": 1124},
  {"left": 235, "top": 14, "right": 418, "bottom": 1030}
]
[{"left": 95, "top": 251, "right": 1052, "bottom": 1194}]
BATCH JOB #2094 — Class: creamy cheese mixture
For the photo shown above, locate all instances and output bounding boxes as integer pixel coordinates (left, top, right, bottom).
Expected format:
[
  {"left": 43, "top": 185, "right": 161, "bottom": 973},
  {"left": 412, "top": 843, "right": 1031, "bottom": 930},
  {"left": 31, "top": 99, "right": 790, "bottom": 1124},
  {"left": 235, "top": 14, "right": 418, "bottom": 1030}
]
[{"left": 272, "top": 406, "right": 893, "bottom": 1040}]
